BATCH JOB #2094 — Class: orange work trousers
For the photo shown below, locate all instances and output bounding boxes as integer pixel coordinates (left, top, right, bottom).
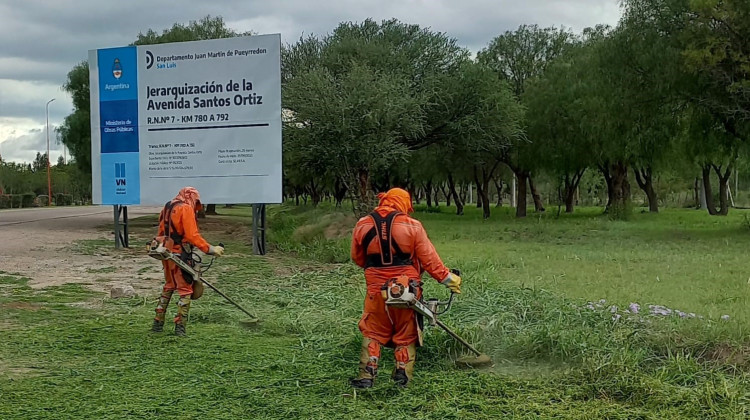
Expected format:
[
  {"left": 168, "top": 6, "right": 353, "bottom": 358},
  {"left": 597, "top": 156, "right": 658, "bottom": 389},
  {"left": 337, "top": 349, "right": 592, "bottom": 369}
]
[
  {"left": 162, "top": 260, "right": 193, "bottom": 297},
  {"left": 358, "top": 291, "right": 419, "bottom": 349}
]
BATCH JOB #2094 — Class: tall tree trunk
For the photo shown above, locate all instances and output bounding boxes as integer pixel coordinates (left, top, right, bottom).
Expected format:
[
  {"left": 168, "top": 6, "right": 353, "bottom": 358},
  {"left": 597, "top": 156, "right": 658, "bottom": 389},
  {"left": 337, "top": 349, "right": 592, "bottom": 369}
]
[
  {"left": 440, "top": 183, "right": 452, "bottom": 207},
  {"left": 481, "top": 171, "right": 492, "bottom": 219},
  {"left": 355, "top": 169, "right": 373, "bottom": 217},
  {"left": 407, "top": 185, "right": 417, "bottom": 205},
  {"left": 516, "top": 171, "right": 528, "bottom": 218},
  {"left": 599, "top": 164, "right": 614, "bottom": 211},
  {"left": 334, "top": 178, "right": 347, "bottom": 208},
  {"left": 609, "top": 161, "right": 630, "bottom": 219},
  {"left": 447, "top": 173, "right": 464, "bottom": 216},
  {"left": 425, "top": 180, "right": 433, "bottom": 208},
  {"left": 309, "top": 179, "right": 321, "bottom": 207},
  {"left": 493, "top": 177, "right": 503, "bottom": 207},
  {"left": 633, "top": 166, "right": 658, "bottom": 213},
  {"left": 702, "top": 165, "right": 718, "bottom": 215},
  {"left": 528, "top": 174, "right": 545, "bottom": 212},
  {"left": 562, "top": 169, "right": 585, "bottom": 213},
  {"left": 473, "top": 167, "right": 492, "bottom": 219},
  {"left": 564, "top": 184, "right": 575, "bottom": 213},
  {"left": 693, "top": 178, "right": 700, "bottom": 209},
  {"left": 459, "top": 182, "right": 468, "bottom": 205},
  {"left": 712, "top": 164, "right": 732, "bottom": 216},
  {"left": 718, "top": 178, "right": 729, "bottom": 216}
]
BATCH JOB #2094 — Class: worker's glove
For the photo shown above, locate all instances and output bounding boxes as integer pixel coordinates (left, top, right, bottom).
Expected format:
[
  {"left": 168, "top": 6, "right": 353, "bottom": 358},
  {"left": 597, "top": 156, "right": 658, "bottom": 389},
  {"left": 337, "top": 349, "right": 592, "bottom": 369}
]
[
  {"left": 441, "top": 272, "right": 462, "bottom": 294},
  {"left": 208, "top": 245, "right": 225, "bottom": 257}
]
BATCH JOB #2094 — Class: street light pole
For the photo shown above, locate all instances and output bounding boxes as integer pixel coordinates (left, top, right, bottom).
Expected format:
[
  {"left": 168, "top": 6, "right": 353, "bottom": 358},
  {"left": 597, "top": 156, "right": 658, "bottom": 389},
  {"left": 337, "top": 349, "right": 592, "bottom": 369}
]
[{"left": 46, "top": 98, "right": 55, "bottom": 206}]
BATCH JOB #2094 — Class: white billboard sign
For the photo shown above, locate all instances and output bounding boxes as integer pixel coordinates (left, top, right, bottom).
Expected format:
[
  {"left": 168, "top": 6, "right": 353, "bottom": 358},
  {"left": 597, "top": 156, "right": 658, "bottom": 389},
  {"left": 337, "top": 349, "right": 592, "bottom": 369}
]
[{"left": 89, "top": 34, "right": 282, "bottom": 205}]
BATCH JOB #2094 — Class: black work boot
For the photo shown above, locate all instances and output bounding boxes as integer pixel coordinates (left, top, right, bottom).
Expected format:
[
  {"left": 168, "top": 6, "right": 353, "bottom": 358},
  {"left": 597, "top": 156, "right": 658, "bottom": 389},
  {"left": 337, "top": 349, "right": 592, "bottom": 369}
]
[
  {"left": 151, "top": 319, "right": 164, "bottom": 333},
  {"left": 392, "top": 368, "right": 409, "bottom": 387},
  {"left": 174, "top": 323, "right": 186, "bottom": 337},
  {"left": 350, "top": 378, "right": 374, "bottom": 389}
]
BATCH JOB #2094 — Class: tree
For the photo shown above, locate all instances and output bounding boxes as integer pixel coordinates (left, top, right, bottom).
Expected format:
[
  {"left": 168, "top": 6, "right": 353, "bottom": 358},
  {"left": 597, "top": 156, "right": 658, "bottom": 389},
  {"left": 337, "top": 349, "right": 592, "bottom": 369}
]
[
  {"left": 620, "top": 0, "right": 750, "bottom": 215},
  {"left": 284, "top": 62, "right": 422, "bottom": 215},
  {"left": 478, "top": 25, "right": 574, "bottom": 217},
  {"left": 283, "top": 19, "right": 470, "bottom": 215},
  {"left": 524, "top": 41, "right": 593, "bottom": 213},
  {"left": 609, "top": 17, "right": 683, "bottom": 213},
  {"left": 434, "top": 61, "right": 524, "bottom": 219},
  {"left": 58, "top": 62, "right": 91, "bottom": 175},
  {"left": 680, "top": 0, "right": 750, "bottom": 123},
  {"left": 133, "top": 15, "right": 250, "bottom": 45},
  {"left": 680, "top": 106, "right": 745, "bottom": 215},
  {"left": 32, "top": 152, "right": 48, "bottom": 173}
]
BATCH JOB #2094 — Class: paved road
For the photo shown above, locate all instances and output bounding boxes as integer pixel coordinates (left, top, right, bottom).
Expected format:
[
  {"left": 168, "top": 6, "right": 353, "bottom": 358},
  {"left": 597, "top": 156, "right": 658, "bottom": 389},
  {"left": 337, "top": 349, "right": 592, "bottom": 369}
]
[
  {"left": 0, "top": 206, "right": 160, "bottom": 226},
  {"left": 0, "top": 206, "right": 161, "bottom": 254}
]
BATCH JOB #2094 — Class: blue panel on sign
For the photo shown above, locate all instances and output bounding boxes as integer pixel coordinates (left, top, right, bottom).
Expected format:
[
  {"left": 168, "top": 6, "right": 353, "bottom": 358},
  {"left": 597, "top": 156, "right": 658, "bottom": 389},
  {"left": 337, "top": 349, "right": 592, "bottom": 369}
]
[
  {"left": 101, "top": 153, "right": 140, "bottom": 205},
  {"left": 100, "top": 100, "right": 138, "bottom": 153},
  {"left": 98, "top": 47, "right": 138, "bottom": 102}
]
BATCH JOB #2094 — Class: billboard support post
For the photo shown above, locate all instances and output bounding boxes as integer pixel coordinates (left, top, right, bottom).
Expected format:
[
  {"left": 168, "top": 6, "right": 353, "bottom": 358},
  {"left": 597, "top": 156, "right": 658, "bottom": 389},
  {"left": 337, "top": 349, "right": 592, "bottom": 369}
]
[
  {"left": 113, "top": 205, "right": 129, "bottom": 249},
  {"left": 252, "top": 204, "right": 266, "bottom": 255}
]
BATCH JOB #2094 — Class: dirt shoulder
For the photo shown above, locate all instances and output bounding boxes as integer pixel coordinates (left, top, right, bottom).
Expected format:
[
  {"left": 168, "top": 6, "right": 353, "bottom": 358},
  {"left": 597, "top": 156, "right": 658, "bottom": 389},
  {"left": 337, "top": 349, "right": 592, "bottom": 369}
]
[{"left": 0, "top": 206, "right": 164, "bottom": 295}]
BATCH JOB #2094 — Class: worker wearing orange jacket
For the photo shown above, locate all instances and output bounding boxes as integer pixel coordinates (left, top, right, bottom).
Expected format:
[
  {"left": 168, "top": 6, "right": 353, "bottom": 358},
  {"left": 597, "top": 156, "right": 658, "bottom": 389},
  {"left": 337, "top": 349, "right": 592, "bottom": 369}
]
[
  {"left": 350, "top": 188, "right": 462, "bottom": 388},
  {"left": 151, "top": 187, "right": 225, "bottom": 336}
]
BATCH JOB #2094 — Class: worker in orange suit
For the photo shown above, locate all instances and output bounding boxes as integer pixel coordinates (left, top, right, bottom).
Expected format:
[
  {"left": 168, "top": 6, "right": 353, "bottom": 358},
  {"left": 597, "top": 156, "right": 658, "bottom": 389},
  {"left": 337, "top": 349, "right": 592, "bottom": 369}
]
[
  {"left": 350, "top": 188, "right": 462, "bottom": 388},
  {"left": 151, "top": 187, "right": 224, "bottom": 336}
]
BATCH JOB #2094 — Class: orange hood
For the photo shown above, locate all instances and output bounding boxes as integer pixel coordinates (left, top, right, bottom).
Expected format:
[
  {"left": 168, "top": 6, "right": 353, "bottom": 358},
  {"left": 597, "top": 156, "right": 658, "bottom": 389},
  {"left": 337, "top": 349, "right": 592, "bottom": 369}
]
[
  {"left": 173, "top": 186, "right": 202, "bottom": 212},
  {"left": 376, "top": 188, "right": 414, "bottom": 214}
]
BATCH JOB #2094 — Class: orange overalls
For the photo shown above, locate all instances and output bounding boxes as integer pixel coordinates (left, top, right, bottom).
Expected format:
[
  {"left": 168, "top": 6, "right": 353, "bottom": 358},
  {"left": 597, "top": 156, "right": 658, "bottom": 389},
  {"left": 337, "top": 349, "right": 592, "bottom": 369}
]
[
  {"left": 154, "top": 188, "right": 211, "bottom": 327},
  {"left": 351, "top": 191, "right": 450, "bottom": 381}
]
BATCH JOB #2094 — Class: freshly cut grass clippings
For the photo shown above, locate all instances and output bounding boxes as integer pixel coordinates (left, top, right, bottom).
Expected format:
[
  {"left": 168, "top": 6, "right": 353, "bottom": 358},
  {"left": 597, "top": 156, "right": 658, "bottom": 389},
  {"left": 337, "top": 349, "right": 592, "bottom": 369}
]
[{"left": 2, "top": 204, "right": 750, "bottom": 418}]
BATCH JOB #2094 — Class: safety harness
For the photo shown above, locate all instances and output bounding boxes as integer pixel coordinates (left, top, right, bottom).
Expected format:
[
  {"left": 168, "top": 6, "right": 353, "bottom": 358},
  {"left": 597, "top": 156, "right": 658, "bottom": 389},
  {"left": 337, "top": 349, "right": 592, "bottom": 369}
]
[
  {"left": 161, "top": 200, "right": 185, "bottom": 247},
  {"left": 362, "top": 211, "right": 413, "bottom": 268},
  {"left": 160, "top": 200, "right": 197, "bottom": 282}
]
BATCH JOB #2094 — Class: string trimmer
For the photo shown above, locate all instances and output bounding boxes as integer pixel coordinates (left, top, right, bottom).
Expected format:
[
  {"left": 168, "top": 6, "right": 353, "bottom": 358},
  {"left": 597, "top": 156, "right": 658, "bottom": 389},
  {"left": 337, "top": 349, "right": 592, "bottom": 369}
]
[
  {"left": 383, "top": 269, "right": 492, "bottom": 368},
  {"left": 147, "top": 239, "right": 260, "bottom": 327}
]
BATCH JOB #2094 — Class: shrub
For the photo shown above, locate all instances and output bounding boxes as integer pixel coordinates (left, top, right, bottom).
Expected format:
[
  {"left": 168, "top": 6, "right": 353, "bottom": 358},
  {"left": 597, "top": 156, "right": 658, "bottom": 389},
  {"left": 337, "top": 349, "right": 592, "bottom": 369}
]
[{"left": 21, "top": 193, "right": 35, "bottom": 208}]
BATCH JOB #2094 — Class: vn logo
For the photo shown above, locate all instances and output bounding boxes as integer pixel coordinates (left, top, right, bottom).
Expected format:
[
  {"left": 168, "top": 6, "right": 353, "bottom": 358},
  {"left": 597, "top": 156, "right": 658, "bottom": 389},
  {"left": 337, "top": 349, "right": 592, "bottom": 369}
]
[{"left": 115, "top": 163, "right": 126, "bottom": 186}]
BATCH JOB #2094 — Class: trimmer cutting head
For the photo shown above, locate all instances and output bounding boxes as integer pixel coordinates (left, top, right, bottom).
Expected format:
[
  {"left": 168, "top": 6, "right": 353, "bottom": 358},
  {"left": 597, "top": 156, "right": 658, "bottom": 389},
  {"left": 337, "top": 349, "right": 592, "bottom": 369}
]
[
  {"left": 239, "top": 318, "right": 261, "bottom": 329},
  {"left": 455, "top": 353, "right": 493, "bottom": 368}
]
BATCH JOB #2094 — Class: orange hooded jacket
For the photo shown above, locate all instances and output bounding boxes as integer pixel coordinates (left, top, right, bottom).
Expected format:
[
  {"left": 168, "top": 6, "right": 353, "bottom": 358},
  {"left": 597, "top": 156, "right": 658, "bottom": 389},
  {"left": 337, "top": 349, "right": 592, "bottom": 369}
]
[
  {"left": 351, "top": 188, "right": 450, "bottom": 294},
  {"left": 157, "top": 187, "right": 210, "bottom": 254}
]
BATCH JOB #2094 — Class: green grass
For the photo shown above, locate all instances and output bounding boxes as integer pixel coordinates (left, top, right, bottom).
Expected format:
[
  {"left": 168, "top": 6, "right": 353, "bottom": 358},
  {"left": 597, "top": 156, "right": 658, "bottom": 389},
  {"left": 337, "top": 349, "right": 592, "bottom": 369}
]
[{"left": 2, "top": 203, "right": 750, "bottom": 418}]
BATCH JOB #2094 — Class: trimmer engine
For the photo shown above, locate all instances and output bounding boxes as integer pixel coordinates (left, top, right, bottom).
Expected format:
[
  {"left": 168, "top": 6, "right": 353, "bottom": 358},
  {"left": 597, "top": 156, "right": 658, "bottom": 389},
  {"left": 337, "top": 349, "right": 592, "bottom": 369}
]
[
  {"left": 381, "top": 270, "right": 491, "bottom": 367},
  {"left": 147, "top": 237, "right": 173, "bottom": 261},
  {"left": 383, "top": 275, "right": 441, "bottom": 325}
]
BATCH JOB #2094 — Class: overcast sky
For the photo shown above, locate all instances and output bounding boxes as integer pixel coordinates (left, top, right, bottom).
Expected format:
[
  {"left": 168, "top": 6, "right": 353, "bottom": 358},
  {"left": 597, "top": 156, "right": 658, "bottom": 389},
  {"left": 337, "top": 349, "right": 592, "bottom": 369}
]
[{"left": 0, "top": 0, "right": 621, "bottom": 163}]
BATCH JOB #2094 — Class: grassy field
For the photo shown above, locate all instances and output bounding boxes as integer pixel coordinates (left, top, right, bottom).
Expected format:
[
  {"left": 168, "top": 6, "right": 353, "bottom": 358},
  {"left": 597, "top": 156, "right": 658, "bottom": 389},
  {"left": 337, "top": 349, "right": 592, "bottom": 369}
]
[{"left": 2, "top": 204, "right": 750, "bottom": 418}]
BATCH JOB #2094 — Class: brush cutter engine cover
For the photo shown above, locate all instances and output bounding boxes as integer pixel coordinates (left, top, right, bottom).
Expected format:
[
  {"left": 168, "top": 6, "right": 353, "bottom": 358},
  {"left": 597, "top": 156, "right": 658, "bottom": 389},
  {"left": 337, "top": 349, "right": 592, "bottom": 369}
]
[
  {"left": 383, "top": 276, "right": 419, "bottom": 308},
  {"left": 147, "top": 236, "right": 174, "bottom": 261},
  {"left": 384, "top": 276, "right": 438, "bottom": 325}
]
